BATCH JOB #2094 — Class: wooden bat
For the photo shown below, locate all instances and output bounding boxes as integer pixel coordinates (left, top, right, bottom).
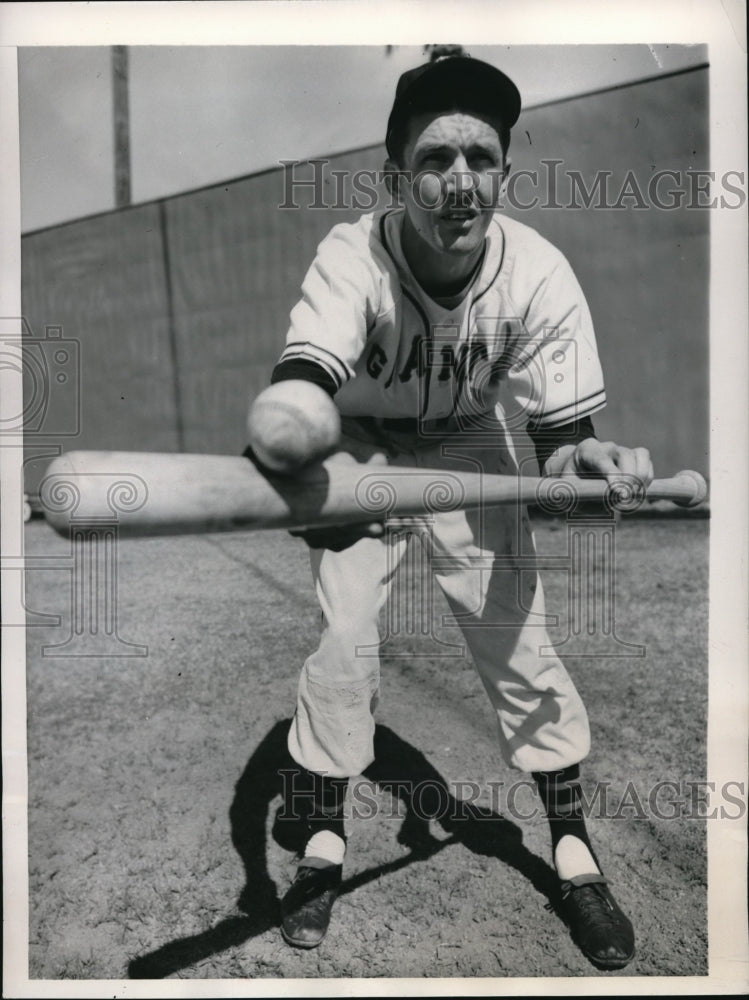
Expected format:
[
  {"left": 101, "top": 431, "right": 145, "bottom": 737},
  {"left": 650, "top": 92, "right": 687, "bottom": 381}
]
[{"left": 40, "top": 450, "right": 708, "bottom": 538}]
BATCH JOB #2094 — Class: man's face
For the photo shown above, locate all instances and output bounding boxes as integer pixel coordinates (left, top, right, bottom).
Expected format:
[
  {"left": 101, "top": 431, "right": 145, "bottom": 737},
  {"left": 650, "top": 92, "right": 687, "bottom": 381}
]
[{"left": 393, "top": 111, "right": 509, "bottom": 258}]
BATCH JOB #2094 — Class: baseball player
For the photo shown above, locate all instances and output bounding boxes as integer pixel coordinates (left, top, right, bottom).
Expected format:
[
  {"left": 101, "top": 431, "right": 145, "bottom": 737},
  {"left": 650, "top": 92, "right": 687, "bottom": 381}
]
[{"left": 248, "top": 47, "right": 653, "bottom": 970}]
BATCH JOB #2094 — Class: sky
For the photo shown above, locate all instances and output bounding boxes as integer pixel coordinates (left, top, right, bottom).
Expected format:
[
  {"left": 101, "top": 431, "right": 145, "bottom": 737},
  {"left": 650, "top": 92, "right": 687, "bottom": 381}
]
[{"left": 17, "top": 43, "right": 708, "bottom": 232}]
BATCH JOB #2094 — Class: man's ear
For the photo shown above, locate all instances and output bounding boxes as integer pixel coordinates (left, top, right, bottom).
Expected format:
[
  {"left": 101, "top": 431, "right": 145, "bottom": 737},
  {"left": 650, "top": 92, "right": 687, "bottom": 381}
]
[
  {"left": 383, "top": 158, "right": 404, "bottom": 200},
  {"left": 497, "top": 157, "right": 511, "bottom": 205}
]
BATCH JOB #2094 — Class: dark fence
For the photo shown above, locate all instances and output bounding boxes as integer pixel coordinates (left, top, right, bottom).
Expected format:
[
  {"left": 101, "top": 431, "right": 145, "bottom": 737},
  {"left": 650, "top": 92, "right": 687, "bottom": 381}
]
[{"left": 22, "top": 66, "right": 709, "bottom": 494}]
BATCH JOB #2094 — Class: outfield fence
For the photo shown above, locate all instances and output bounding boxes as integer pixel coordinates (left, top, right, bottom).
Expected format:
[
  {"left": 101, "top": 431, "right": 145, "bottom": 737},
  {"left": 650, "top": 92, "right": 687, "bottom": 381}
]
[{"left": 20, "top": 65, "right": 710, "bottom": 495}]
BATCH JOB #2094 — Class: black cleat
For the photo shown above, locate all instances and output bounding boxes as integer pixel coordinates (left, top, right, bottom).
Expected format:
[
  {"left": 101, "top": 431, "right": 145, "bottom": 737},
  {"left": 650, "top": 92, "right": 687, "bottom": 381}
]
[
  {"left": 280, "top": 858, "right": 343, "bottom": 949},
  {"left": 559, "top": 874, "right": 635, "bottom": 970}
]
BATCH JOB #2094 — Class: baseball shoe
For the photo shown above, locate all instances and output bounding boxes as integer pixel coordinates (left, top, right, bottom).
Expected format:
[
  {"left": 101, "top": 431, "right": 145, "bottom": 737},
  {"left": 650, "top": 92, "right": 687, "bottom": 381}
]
[
  {"left": 559, "top": 874, "right": 635, "bottom": 970},
  {"left": 280, "top": 857, "right": 342, "bottom": 949}
]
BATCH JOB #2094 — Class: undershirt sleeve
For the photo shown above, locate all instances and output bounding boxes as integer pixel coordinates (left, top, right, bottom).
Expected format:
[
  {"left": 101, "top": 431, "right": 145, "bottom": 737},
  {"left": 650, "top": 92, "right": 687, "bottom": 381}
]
[
  {"left": 528, "top": 414, "right": 597, "bottom": 473},
  {"left": 270, "top": 357, "right": 338, "bottom": 397}
]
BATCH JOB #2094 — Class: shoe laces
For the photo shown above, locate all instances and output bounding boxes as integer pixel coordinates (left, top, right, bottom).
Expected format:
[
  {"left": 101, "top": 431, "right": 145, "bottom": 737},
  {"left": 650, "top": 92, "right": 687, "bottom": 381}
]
[
  {"left": 293, "top": 864, "right": 340, "bottom": 900},
  {"left": 561, "top": 880, "right": 620, "bottom": 925}
]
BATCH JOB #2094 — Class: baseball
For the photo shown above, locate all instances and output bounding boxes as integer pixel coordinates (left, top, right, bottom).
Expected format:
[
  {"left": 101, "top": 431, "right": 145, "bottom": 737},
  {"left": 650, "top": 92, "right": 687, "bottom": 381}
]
[{"left": 247, "top": 379, "right": 341, "bottom": 473}]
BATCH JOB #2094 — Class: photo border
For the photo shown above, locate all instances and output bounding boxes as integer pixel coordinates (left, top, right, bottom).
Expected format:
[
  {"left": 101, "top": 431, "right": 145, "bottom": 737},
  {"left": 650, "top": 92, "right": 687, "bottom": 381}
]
[{"left": 2, "top": 2, "right": 747, "bottom": 996}]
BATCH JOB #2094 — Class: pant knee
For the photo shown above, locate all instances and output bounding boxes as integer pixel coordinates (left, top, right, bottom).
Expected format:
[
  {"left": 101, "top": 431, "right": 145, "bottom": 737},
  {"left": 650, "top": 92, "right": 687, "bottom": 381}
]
[
  {"left": 308, "top": 621, "right": 380, "bottom": 686},
  {"left": 289, "top": 665, "right": 380, "bottom": 776}
]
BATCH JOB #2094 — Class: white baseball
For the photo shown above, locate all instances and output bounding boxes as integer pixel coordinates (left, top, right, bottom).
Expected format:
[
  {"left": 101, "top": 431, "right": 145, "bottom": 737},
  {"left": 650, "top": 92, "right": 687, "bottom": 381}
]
[{"left": 247, "top": 380, "right": 341, "bottom": 474}]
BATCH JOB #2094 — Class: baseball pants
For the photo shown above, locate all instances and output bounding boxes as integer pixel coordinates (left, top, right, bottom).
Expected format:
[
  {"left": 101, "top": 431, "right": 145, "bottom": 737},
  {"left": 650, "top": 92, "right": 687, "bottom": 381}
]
[{"left": 288, "top": 413, "right": 590, "bottom": 778}]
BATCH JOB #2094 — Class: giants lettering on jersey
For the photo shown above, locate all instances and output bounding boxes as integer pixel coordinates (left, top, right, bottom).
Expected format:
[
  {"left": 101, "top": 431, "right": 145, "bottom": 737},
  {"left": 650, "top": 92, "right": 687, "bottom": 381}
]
[{"left": 362, "top": 315, "right": 517, "bottom": 422}]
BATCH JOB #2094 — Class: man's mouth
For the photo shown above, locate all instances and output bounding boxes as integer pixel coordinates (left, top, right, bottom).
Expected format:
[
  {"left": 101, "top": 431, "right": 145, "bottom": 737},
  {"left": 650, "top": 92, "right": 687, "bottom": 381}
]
[{"left": 441, "top": 207, "right": 478, "bottom": 222}]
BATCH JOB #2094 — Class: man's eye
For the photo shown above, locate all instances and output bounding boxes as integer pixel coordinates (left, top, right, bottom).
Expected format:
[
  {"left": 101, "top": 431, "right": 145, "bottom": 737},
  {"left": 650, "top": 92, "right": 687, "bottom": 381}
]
[
  {"left": 420, "top": 151, "right": 451, "bottom": 168},
  {"left": 470, "top": 154, "right": 498, "bottom": 169}
]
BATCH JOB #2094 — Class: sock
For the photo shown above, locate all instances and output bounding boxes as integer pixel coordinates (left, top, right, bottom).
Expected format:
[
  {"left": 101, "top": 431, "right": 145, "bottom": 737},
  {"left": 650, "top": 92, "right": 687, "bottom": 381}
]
[
  {"left": 304, "top": 830, "right": 346, "bottom": 865},
  {"left": 532, "top": 765, "right": 602, "bottom": 881},
  {"left": 302, "top": 770, "right": 348, "bottom": 865}
]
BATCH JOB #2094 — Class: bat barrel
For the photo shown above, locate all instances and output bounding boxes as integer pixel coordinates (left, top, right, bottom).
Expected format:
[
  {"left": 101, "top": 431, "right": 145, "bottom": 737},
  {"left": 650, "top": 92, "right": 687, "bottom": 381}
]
[{"left": 39, "top": 450, "right": 332, "bottom": 537}]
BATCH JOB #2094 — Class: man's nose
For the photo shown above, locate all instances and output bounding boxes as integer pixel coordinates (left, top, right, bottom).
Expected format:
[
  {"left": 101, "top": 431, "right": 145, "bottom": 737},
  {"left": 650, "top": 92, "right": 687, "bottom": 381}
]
[
  {"left": 445, "top": 156, "right": 477, "bottom": 198},
  {"left": 445, "top": 154, "right": 469, "bottom": 186}
]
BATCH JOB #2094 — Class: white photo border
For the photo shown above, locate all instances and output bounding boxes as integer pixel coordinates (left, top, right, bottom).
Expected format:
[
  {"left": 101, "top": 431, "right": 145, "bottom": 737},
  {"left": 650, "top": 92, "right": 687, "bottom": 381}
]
[{"left": 1, "top": 2, "right": 747, "bottom": 997}]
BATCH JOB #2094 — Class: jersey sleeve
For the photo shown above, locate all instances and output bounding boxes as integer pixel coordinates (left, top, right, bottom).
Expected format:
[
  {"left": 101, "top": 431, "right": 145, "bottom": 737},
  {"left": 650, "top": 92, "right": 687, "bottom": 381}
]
[
  {"left": 503, "top": 253, "right": 606, "bottom": 429},
  {"left": 277, "top": 223, "right": 381, "bottom": 393}
]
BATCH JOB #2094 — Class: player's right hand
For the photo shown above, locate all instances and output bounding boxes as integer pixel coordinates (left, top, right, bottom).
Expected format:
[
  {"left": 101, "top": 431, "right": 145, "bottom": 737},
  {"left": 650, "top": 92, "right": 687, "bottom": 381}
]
[
  {"left": 289, "top": 521, "right": 385, "bottom": 552},
  {"left": 544, "top": 438, "right": 654, "bottom": 488}
]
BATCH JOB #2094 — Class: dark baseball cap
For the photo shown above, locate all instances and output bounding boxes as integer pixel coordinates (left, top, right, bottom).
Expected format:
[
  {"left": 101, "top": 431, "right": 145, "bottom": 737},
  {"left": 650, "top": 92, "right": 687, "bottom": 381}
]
[{"left": 386, "top": 52, "right": 522, "bottom": 158}]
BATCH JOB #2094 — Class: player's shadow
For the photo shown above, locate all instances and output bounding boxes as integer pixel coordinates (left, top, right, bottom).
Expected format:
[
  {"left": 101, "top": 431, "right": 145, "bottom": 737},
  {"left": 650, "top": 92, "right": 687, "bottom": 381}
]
[{"left": 127, "top": 719, "right": 559, "bottom": 979}]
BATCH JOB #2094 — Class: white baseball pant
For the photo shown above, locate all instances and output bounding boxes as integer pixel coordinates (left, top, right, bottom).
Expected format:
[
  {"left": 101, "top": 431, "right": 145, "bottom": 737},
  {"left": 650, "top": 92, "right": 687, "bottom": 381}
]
[{"left": 288, "top": 413, "right": 590, "bottom": 778}]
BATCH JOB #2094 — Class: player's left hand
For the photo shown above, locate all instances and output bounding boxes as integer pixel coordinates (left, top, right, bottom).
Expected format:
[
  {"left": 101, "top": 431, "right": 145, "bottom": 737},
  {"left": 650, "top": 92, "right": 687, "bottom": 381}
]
[
  {"left": 290, "top": 521, "right": 386, "bottom": 551},
  {"left": 544, "top": 438, "right": 654, "bottom": 487}
]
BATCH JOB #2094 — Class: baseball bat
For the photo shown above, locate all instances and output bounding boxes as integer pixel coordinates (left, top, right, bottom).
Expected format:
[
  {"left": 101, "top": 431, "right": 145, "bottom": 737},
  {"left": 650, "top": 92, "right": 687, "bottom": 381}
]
[{"left": 40, "top": 450, "right": 708, "bottom": 538}]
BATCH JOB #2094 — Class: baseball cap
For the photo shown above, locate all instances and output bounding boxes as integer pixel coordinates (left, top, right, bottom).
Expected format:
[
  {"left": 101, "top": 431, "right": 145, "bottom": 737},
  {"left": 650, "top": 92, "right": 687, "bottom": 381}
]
[{"left": 386, "top": 49, "right": 522, "bottom": 158}]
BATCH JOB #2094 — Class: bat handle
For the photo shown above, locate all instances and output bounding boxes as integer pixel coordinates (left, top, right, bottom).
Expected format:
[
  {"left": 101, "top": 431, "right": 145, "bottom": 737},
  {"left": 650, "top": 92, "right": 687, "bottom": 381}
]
[{"left": 649, "top": 470, "right": 708, "bottom": 508}]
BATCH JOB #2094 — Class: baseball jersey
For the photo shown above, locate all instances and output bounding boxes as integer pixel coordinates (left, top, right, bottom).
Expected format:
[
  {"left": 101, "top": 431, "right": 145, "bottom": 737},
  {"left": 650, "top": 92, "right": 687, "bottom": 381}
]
[{"left": 276, "top": 209, "right": 606, "bottom": 433}]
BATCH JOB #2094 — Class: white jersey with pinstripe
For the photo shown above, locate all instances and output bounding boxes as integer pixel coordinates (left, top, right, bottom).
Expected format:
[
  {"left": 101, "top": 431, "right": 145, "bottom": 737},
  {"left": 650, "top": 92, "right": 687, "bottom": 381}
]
[{"left": 278, "top": 209, "right": 606, "bottom": 432}]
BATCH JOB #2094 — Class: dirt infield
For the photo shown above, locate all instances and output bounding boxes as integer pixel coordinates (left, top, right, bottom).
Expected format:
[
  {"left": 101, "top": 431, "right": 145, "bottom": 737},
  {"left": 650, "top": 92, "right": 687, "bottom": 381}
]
[{"left": 23, "top": 516, "right": 708, "bottom": 981}]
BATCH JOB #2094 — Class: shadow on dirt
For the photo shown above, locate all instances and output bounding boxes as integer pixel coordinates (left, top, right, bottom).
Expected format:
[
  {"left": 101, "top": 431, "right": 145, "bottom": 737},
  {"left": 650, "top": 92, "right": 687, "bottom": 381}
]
[{"left": 127, "top": 719, "right": 559, "bottom": 979}]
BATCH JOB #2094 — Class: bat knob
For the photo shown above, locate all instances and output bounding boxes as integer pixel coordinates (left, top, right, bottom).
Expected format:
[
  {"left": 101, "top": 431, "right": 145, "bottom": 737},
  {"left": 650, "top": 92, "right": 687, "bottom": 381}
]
[{"left": 673, "top": 470, "right": 708, "bottom": 508}]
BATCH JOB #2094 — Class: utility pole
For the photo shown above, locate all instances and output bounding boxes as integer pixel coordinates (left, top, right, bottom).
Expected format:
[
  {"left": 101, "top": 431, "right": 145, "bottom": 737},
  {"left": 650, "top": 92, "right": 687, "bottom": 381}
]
[{"left": 112, "top": 45, "right": 131, "bottom": 208}]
